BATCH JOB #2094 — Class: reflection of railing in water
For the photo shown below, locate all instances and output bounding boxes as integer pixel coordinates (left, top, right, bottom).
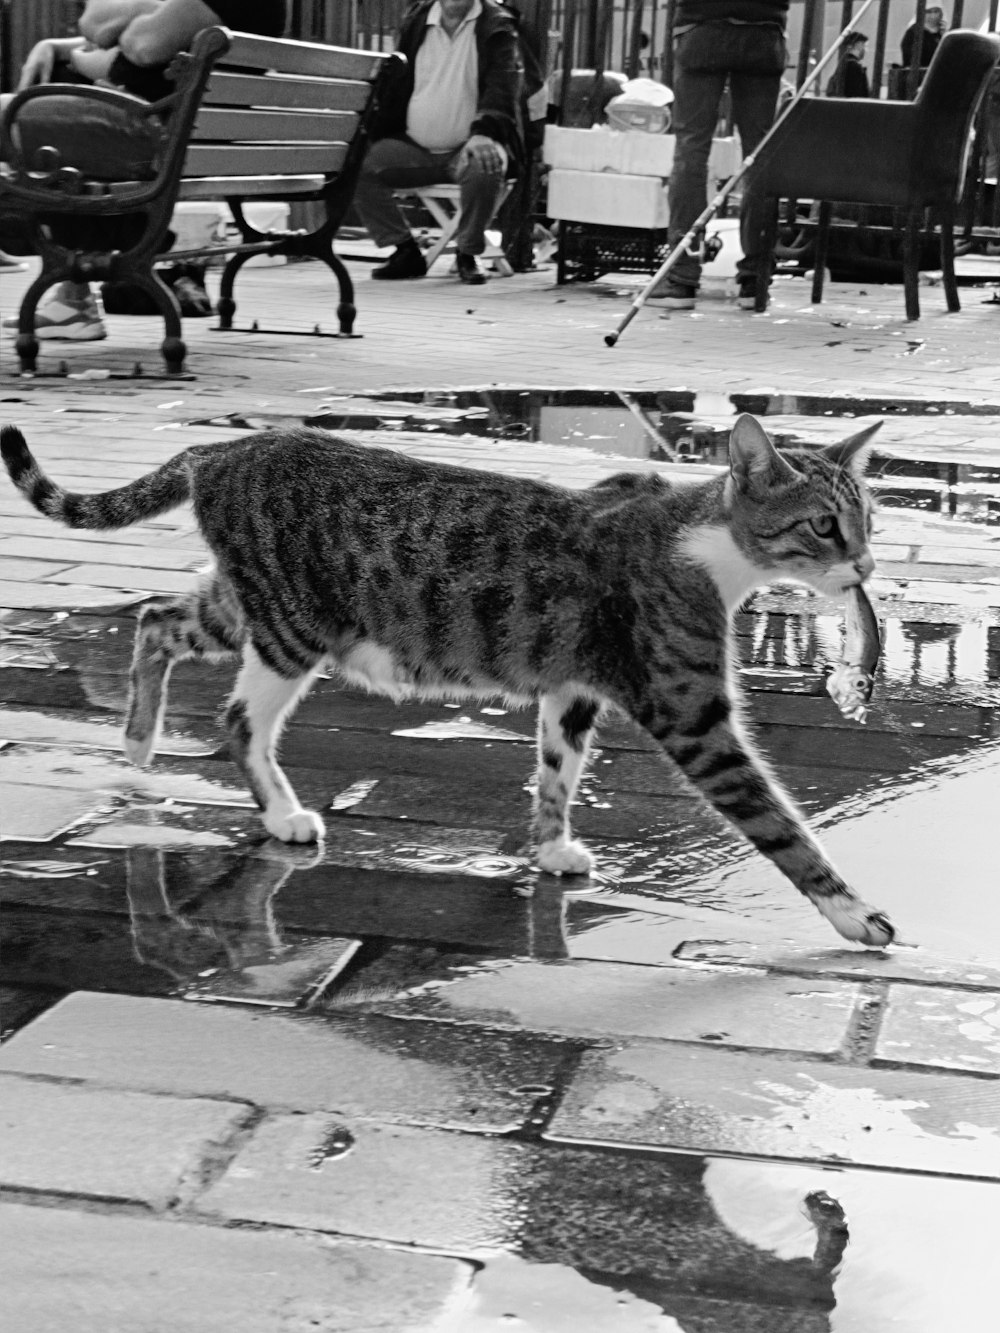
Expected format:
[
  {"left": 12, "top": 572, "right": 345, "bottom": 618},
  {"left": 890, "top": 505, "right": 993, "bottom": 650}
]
[{"left": 737, "top": 601, "right": 998, "bottom": 690}]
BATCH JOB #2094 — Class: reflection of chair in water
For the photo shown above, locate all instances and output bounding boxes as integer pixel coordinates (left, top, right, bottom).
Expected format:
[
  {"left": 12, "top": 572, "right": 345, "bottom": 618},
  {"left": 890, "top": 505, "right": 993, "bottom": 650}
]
[
  {"left": 750, "top": 30, "right": 1000, "bottom": 319},
  {"left": 900, "top": 619, "right": 962, "bottom": 685}
]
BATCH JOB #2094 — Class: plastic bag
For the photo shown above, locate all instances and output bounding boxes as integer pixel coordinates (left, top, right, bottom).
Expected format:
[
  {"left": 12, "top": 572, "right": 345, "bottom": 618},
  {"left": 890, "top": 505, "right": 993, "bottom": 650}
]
[{"left": 606, "top": 77, "right": 674, "bottom": 134}]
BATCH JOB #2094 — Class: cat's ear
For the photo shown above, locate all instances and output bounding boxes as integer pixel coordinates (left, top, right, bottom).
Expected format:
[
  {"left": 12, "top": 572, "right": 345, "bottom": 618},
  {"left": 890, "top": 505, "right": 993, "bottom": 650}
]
[
  {"left": 728, "top": 414, "right": 801, "bottom": 495},
  {"left": 825, "top": 421, "right": 882, "bottom": 475}
]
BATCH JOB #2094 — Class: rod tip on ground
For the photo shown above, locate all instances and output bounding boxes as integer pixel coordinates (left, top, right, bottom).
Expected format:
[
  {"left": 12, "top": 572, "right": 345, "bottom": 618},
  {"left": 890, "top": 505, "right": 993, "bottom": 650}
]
[{"left": 604, "top": 333, "right": 618, "bottom": 347}]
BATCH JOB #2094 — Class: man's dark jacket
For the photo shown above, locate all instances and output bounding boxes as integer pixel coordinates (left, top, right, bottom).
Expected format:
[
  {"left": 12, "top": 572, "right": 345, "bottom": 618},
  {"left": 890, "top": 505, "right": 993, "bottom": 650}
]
[{"left": 370, "top": 1, "right": 527, "bottom": 171}]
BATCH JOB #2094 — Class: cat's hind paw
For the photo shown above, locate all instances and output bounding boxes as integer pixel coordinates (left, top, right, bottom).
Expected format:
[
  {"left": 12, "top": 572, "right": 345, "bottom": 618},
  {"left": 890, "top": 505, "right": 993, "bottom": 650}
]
[
  {"left": 537, "top": 838, "right": 595, "bottom": 877},
  {"left": 815, "top": 895, "right": 895, "bottom": 948},
  {"left": 263, "top": 807, "right": 326, "bottom": 844}
]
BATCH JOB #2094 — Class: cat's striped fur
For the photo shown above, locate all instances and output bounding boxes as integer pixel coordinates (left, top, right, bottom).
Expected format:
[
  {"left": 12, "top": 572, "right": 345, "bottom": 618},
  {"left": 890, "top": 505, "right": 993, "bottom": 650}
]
[{"left": 1, "top": 416, "right": 894, "bottom": 946}]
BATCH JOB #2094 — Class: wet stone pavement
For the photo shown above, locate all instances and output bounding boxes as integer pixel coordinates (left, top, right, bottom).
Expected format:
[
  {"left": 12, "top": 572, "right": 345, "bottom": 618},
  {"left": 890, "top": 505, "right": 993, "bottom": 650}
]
[{"left": 2, "top": 256, "right": 1000, "bottom": 1330}]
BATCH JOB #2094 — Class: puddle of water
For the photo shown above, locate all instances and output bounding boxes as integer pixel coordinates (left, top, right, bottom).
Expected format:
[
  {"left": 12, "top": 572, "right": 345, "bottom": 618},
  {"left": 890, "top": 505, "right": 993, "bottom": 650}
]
[
  {"left": 392, "top": 716, "right": 527, "bottom": 742},
  {"left": 295, "top": 387, "right": 1000, "bottom": 525},
  {"left": 671, "top": 743, "right": 1000, "bottom": 965},
  {"left": 703, "top": 1157, "right": 999, "bottom": 1333}
]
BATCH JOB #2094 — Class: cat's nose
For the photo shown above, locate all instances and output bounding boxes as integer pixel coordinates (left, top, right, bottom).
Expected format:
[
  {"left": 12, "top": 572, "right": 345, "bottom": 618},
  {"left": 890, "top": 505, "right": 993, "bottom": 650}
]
[{"left": 855, "top": 551, "right": 876, "bottom": 581}]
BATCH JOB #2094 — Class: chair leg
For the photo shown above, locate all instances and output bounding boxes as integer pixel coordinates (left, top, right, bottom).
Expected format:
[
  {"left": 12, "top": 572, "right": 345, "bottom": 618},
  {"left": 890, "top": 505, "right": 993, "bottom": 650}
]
[
  {"left": 902, "top": 210, "right": 921, "bottom": 320},
  {"left": 414, "top": 193, "right": 459, "bottom": 270},
  {"left": 756, "top": 198, "right": 779, "bottom": 311},
  {"left": 812, "top": 202, "right": 831, "bottom": 304},
  {"left": 939, "top": 206, "right": 960, "bottom": 312}
]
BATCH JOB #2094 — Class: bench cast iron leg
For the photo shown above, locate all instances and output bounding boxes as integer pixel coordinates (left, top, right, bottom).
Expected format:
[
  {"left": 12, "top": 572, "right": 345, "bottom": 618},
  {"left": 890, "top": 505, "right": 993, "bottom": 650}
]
[
  {"left": 218, "top": 252, "right": 254, "bottom": 330},
  {"left": 14, "top": 271, "right": 59, "bottom": 373},
  {"left": 127, "top": 270, "right": 186, "bottom": 373},
  {"left": 320, "top": 251, "right": 356, "bottom": 334}
]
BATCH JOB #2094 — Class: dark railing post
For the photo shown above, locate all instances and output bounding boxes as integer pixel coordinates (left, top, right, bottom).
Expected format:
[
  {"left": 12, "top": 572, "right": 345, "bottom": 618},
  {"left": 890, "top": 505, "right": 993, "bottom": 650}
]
[
  {"left": 627, "top": 0, "right": 645, "bottom": 78},
  {"left": 796, "top": 0, "right": 822, "bottom": 88},
  {"left": 906, "top": 0, "right": 927, "bottom": 100},
  {"left": 661, "top": 0, "right": 675, "bottom": 87},
  {"left": 871, "top": 0, "right": 891, "bottom": 97}
]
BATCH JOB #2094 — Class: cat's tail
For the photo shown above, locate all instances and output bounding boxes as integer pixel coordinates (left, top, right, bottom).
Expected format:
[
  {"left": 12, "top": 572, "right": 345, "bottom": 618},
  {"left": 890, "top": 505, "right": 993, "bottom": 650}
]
[{"left": 1, "top": 426, "right": 191, "bottom": 529}]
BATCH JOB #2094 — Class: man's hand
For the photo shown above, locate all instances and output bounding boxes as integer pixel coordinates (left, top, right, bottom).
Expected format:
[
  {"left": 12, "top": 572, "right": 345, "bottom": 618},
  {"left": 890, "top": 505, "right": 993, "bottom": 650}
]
[
  {"left": 17, "top": 37, "right": 86, "bottom": 88},
  {"left": 457, "top": 134, "right": 507, "bottom": 177}
]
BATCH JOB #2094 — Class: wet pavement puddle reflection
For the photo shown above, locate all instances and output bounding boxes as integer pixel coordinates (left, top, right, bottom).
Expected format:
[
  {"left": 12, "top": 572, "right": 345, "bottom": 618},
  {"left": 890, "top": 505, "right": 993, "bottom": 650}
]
[
  {"left": 439, "top": 1157, "right": 997, "bottom": 1332},
  {"left": 2, "top": 388, "right": 999, "bottom": 1331}
]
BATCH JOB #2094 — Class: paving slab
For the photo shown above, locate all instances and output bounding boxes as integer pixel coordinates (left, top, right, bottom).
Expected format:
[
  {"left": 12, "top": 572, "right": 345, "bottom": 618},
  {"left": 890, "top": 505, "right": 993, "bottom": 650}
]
[
  {"left": 874, "top": 984, "right": 1000, "bottom": 1076},
  {"left": 0, "top": 705, "right": 215, "bottom": 755},
  {"left": 0, "top": 1074, "right": 248, "bottom": 1207},
  {"left": 548, "top": 1041, "right": 1000, "bottom": 1178},
  {"left": 200, "top": 1113, "right": 526, "bottom": 1250},
  {"left": 0, "top": 781, "right": 116, "bottom": 841},
  {"left": 0, "top": 1201, "right": 470, "bottom": 1333},
  {"left": 673, "top": 938, "right": 1000, "bottom": 992},
  {"left": 0, "top": 991, "right": 571, "bottom": 1132},
  {"left": 364, "top": 956, "right": 861, "bottom": 1055}
]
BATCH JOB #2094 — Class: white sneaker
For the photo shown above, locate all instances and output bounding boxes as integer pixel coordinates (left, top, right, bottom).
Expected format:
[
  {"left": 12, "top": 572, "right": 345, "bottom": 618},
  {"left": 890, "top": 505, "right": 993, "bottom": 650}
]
[{"left": 3, "top": 292, "right": 106, "bottom": 340}]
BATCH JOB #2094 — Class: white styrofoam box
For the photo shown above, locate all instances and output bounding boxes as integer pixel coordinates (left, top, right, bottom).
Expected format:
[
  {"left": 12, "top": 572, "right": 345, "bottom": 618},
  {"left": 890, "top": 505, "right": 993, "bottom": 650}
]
[
  {"left": 544, "top": 126, "right": 675, "bottom": 177},
  {"left": 170, "top": 201, "right": 220, "bottom": 249},
  {"left": 543, "top": 127, "right": 740, "bottom": 184},
  {"left": 547, "top": 168, "right": 669, "bottom": 228}
]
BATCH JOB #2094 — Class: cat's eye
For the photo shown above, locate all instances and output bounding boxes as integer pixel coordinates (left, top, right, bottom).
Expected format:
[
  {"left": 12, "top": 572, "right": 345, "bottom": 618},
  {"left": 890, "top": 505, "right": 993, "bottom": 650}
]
[{"left": 810, "top": 515, "right": 839, "bottom": 539}]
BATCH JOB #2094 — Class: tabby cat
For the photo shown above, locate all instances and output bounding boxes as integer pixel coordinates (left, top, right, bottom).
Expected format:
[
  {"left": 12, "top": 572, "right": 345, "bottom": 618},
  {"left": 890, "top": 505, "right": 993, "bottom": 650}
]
[{"left": 0, "top": 415, "right": 894, "bottom": 947}]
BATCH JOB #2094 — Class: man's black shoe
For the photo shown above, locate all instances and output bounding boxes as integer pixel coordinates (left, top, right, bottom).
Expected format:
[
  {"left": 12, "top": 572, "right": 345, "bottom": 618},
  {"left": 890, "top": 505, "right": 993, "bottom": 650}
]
[
  {"left": 372, "top": 239, "right": 427, "bottom": 280},
  {"left": 456, "top": 252, "right": 487, "bottom": 285}
]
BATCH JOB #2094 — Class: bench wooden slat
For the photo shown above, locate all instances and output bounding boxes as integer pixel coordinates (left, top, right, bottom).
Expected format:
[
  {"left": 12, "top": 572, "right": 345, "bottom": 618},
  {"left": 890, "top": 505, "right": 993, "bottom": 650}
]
[
  {"left": 203, "top": 71, "right": 372, "bottom": 114},
  {"left": 183, "top": 143, "right": 349, "bottom": 177},
  {"left": 174, "top": 174, "right": 326, "bottom": 200},
  {"left": 220, "top": 33, "right": 384, "bottom": 82},
  {"left": 191, "top": 107, "right": 360, "bottom": 142}
]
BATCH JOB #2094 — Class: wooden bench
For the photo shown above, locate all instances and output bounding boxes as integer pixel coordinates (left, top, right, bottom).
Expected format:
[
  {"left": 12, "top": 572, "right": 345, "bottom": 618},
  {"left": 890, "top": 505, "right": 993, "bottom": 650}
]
[{"left": 0, "top": 27, "right": 398, "bottom": 375}]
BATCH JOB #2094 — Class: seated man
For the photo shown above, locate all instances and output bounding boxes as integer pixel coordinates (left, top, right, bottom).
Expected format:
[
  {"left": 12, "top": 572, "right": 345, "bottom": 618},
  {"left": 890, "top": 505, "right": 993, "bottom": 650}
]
[
  {"left": 2, "top": 0, "right": 286, "bottom": 340},
  {"left": 353, "top": 0, "right": 525, "bottom": 286}
]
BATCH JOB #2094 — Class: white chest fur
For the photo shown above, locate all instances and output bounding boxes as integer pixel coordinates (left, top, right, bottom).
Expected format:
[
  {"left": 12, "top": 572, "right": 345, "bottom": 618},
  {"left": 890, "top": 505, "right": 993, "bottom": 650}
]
[{"left": 680, "top": 524, "right": 776, "bottom": 614}]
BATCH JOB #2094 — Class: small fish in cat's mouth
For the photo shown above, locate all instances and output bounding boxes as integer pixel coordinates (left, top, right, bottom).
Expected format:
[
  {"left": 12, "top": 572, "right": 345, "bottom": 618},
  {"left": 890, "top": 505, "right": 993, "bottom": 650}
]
[{"left": 826, "top": 584, "right": 881, "bottom": 723}]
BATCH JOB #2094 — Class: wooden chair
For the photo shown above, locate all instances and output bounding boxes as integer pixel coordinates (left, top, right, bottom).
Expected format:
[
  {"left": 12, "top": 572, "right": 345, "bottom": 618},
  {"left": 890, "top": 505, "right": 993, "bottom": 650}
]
[
  {"left": 398, "top": 181, "right": 515, "bottom": 274},
  {"left": 750, "top": 29, "right": 1000, "bottom": 319}
]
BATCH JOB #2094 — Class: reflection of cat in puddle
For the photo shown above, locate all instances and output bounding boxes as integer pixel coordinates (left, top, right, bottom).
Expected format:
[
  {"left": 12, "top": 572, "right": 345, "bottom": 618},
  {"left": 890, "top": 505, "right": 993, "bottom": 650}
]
[{"left": 125, "top": 842, "right": 321, "bottom": 985}]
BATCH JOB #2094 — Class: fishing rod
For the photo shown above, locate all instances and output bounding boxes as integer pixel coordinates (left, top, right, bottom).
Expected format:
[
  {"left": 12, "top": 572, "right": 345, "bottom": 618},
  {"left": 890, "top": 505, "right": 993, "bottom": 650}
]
[{"left": 604, "top": 0, "right": 878, "bottom": 347}]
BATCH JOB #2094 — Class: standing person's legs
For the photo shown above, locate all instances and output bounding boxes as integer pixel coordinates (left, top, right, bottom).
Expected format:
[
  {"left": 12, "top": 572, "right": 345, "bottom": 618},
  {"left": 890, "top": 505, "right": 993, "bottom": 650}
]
[
  {"left": 659, "top": 59, "right": 727, "bottom": 300},
  {"left": 352, "top": 137, "right": 452, "bottom": 279},
  {"left": 729, "top": 68, "right": 782, "bottom": 292}
]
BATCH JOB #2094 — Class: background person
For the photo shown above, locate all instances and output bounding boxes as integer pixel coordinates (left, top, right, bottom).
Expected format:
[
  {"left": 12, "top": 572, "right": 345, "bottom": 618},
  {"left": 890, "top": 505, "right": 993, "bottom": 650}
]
[
  {"left": 901, "top": 6, "right": 944, "bottom": 67},
  {"left": 350, "top": 0, "right": 525, "bottom": 286},
  {"left": 826, "top": 31, "right": 870, "bottom": 98},
  {"left": 650, "top": 0, "right": 789, "bottom": 311}
]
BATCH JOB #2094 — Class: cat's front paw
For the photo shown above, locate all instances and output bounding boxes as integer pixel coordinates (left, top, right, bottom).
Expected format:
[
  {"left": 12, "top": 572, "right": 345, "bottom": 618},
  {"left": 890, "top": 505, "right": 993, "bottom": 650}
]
[
  {"left": 815, "top": 895, "right": 896, "bottom": 948},
  {"left": 263, "top": 807, "right": 326, "bottom": 844},
  {"left": 537, "top": 838, "right": 595, "bottom": 877}
]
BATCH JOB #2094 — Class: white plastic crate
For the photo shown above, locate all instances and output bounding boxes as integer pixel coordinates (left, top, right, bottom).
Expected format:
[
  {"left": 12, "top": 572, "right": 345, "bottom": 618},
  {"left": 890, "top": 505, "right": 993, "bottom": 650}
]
[
  {"left": 543, "top": 126, "right": 740, "bottom": 183},
  {"left": 547, "top": 168, "right": 669, "bottom": 228},
  {"left": 544, "top": 126, "right": 675, "bottom": 177}
]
